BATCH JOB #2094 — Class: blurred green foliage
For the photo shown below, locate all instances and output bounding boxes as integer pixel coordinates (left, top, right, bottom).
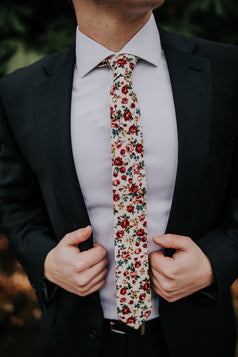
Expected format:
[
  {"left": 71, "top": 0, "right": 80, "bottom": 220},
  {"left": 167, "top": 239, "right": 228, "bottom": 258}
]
[{"left": 0, "top": 0, "right": 237, "bottom": 76}]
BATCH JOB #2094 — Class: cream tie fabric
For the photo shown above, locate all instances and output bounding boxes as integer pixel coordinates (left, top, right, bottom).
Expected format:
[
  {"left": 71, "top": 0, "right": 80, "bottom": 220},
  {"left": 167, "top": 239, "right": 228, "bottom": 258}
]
[{"left": 99, "top": 54, "right": 152, "bottom": 329}]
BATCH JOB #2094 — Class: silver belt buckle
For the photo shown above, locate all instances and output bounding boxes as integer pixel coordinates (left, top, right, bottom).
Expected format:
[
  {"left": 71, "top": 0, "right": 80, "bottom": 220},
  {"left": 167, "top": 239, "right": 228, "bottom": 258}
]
[{"left": 110, "top": 321, "right": 126, "bottom": 335}]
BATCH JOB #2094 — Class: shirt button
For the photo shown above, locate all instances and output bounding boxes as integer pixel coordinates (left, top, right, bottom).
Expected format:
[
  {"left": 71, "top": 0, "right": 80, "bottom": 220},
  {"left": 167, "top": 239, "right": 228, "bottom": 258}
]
[{"left": 89, "top": 328, "right": 99, "bottom": 339}]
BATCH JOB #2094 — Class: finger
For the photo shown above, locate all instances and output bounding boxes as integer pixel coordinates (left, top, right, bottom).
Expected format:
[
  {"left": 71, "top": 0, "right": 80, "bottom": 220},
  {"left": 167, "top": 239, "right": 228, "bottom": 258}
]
[
  {"left": 153, "top": 234, "right": 191, "bottom": 251},
  {"left": 77, "top": 244, "right": 107, "bottom": 271},
  {"left": 78, "top": 280, "right": 106, "bottom": 297},
  {"left": 150, "top": 270, "right": 165, "bottom": 296},
  {"left": 82, "top": 258, "right": 108, "bottom": 283},
  {"left": 149, "top": 266, "right": 171, "bottom": 292},
  {"left": 150, "top": 269, "right": 179, "bottom": 302},
  {"left": 63, "top": 226, "right": 92, "bottom": 246},
  {"left": 77, "top": 270, "right": 107, "bottom": 297},
  {"left": 149, "top": 251, "right": 174, "bottom": 277}
]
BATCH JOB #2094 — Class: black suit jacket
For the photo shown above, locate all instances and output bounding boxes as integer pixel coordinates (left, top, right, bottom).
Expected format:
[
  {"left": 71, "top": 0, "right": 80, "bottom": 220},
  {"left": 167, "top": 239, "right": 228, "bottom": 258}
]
[{"left": 0, "top": 27, "right": 238, "bottom": 357}]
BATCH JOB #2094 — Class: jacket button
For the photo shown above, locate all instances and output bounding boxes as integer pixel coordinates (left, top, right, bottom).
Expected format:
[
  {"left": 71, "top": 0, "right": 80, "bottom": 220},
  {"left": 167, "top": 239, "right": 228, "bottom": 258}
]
[{"left": 89, "top": 328, "right": 99, "bottom": 339}]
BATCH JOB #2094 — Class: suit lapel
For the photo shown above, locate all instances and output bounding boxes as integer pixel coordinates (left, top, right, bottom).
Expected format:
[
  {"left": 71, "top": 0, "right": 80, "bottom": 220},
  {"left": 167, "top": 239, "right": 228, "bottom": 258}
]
[
  {"left": 160, "top": 29, "right": 212, "bottom": 235},
  {"left": 35, "top": 47, "right": 92, "bottom": 247}
]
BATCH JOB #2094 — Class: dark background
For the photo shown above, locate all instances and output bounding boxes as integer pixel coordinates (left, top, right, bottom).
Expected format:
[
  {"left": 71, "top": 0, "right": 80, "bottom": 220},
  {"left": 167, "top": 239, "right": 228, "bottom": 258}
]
[
  {"left": 0, "top": 0, "right": 238, "bottom": 76},
  {"left": 0, "top": 0, "right": 238, "bottom": 356}
]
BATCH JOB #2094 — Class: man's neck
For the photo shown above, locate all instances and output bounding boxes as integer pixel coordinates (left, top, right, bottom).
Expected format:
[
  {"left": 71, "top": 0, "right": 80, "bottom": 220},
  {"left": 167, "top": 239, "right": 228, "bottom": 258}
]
[{"left": 73, "top": 1, "right": 152, "bottom": 52}]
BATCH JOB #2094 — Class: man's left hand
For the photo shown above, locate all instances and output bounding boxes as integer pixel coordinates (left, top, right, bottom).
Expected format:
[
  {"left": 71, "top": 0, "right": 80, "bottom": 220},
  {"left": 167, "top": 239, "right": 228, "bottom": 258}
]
[{"left": 149, "top": 234, "right": 215, "bottom": 302}]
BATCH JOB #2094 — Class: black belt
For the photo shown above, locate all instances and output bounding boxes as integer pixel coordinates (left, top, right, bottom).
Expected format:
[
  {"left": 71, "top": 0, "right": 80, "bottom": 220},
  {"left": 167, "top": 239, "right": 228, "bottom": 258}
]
[{"left": 103, "top": 317, "right": 161, "bottom": 336}]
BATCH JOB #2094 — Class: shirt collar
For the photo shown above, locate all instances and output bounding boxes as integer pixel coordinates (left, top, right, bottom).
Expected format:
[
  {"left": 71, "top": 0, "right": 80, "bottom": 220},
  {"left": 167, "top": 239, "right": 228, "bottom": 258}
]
[{"left": 75, "top": 14, "right": 162, "bottom": 78}]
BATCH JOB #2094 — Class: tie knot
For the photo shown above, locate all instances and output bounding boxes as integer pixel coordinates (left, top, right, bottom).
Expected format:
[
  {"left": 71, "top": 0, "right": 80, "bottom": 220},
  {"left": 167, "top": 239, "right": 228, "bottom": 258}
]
[{"left": 98, "top": 54, "right": 138, "bottom": 80}]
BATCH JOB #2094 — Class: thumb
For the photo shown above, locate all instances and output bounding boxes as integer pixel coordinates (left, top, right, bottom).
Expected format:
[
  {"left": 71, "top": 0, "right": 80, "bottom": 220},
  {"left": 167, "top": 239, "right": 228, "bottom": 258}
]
[
  {"left": 153, "top": 234, "right": 190, "bottom": 251},
  {"left": 63, "top": 226, "right": 92, "bottom": 246}
]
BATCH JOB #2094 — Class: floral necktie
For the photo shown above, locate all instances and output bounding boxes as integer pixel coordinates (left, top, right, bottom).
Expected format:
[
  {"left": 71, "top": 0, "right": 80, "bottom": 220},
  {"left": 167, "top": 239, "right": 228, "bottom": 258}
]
[{"left": 99, "top": 54, "right": 152, "bottom": 329}]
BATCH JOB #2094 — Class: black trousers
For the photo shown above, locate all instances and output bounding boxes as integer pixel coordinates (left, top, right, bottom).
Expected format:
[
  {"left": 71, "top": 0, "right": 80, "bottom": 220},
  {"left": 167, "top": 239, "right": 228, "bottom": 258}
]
[{"left": 99, "top": 319, "right": 169, "bottom": 357}]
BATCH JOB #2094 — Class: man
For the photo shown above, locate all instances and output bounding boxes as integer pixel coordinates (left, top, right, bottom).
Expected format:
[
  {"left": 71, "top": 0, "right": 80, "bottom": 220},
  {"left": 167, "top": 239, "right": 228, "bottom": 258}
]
[{"left": 0, "top": 0, "right": 238, "bottom": 356}]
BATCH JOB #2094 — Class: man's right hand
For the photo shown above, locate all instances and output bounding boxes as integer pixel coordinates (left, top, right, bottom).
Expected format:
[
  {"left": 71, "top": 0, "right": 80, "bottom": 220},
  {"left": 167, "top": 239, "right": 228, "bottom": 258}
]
[{"left": 43, "top": 226, "right": 107, "bottom": 297}]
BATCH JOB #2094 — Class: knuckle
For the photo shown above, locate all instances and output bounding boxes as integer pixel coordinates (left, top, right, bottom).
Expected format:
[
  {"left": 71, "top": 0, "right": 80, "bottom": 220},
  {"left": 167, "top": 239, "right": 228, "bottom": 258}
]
[
  {"left": 99, "top": 246, "right": 107, "bottom": 258},
  {"left": 162, "top": 281, "right": 173, "bottom": 295},
  {"left": 64, "top": 233, "right": 70, "bottom": 240},
  {"left": 75, "top": 259, "right": 86, "bottom": 273},
  {"left": 100, "top": 279, "right": 106, "bottom": 287},
  {"left": 183, "top": 236, "right": 192, "bottom": 245},
  {"left": 78, "top": 275, "right": 89, "bottom": 288},
  {"left": 78, "top": 290, "right": 87, "bottom": 297},
  {"left": 164, "top": 264, "right": 177, "bottom": 279}
]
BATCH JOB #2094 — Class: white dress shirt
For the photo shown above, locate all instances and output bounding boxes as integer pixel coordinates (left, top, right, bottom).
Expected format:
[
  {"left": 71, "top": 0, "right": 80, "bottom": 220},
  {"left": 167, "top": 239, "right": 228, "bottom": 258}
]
[{"left": 71, "top": 14, "right": 178, "bottom": 320}]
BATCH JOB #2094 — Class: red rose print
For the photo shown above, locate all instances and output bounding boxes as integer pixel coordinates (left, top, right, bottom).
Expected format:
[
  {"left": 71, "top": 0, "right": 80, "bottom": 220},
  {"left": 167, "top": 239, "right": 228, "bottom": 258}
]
[
  {"left": 135, "top": 261, "right": 141, "bottom": 268},
  {"left": 120, "top": 297, "right": 127, "bottom": 303},
  {"left": 129, "top": 300, "right": 134, "bottom": 305},
  {"left": 142, "top": 282, "right": 150, "bottom": 291},
  {"left": 143, "top": 221, "right": 147, "bottom": 227},
  {"left": 121, "top": 251, "right": 130, "bottom": 259},
  {"left": 116, "top": 230, "right": 124, "bottom": 239},
  {"left": 125, "top": 143, "right": 134, "bottom": 153},
  {"left": 130, "top": 184, "right": 139, "bottom": 193},
  {"left": 115, "top": 140, "right": 122, "bottom": 149},
  {"left": 129, "top": 62, "right": 135, "bottom": 70},
  {"left": 126, "top": 316, "right": 136, "bottom": 324},
  {"left": 110, "top": 85, "right": 116, "bottom": 96},
  {"left": 113, "top": 172, "right": 118, "bottom": 177},
  {"left": 113, "top": 179, "right": 120, "bottom": 186},
  {"left": 135, "top": 248, "right": 142, "bottom": 254},
  {"left": 124, "top": 110, "right": 132, "bottom": 121},
  {"left": 135, "top": 143, "right": 143, "bottom": 153},
  {"left": 133, "top": 163, "right": 141, "bottom": 175},
  {"left": 138, "top": 213, "right": 145, "bottom": 221},
  {"left": 122, "top": 307, "right": 131, "bottom": 315},
  {"left": 114, "top": 157, "right": 123, "bottom": 166},
  {"left": 139, "top": 293, "right": 146, "bottom": 301},
  {"left": 142, "top": 236, "right": 147, "bottom": 242},
  {"left": 121, "top": 97, "right": 128, "bottom": 104},
  {"left": 113, "top": 193, "right": 120, "bottom": 201},
  {"left": 136, "top": 228, "right": 145, "bottom": 237},
  {"left": 110, "top": 106, "right": 114, "bottom": 116},
  {"left": 128, "top": 178, "right": 133, "bottom": 184},
  {"left": 130, "top": 271, "right": 137, "bottom": 278},
  {"left": 120, "top": 149, "right": 125, "bottom": 155},
  {"left": 136, "top": 196, "right": 144, "bottom": 205},
  {"left": 122, "top": 86, "right": 129, "bottom": 95},
  {"left": 121, "top": 175, "right": 127, "bottom": 180},
  {"left": 131, "top": 102, "right": 136, "bottom": 109},
  {"left": 117, "top": 58, "right": 127, "bottom": 66},
  {"left": 111, "top": 119, "right": 120, "bottom": 129},
  {"left": 120, "top": 166, "right": 126, "bottom": 173},
  {"left": 129, "top": 125, "right": 138, "bottom": 134},
  {"left": 126, "top": 205, "right": 134, "bottom": 213},
  {"left": 120, "top": 219, "right": 129, "bottom": 228},
  {"left": 123, "top": 271, "right": 129, "bottom": 277},
  {"left": 143, "top": 243, "right": 147, "bottom": 248},
  {"left": 144, "top": 310, "right": 151, "bottom": 318},
  {"left": 120, "top": 288, "right": 127, "bottom": 295}
]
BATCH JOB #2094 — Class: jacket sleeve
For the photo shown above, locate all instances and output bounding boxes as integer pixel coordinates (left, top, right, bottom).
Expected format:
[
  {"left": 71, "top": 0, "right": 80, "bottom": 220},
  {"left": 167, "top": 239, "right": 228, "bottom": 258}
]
[
  {"left": 0, "top": 94, "right": 57, "bottom": 308},
  {"left": 196, "top": 139, "right": 238, "bottom": 301}
]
